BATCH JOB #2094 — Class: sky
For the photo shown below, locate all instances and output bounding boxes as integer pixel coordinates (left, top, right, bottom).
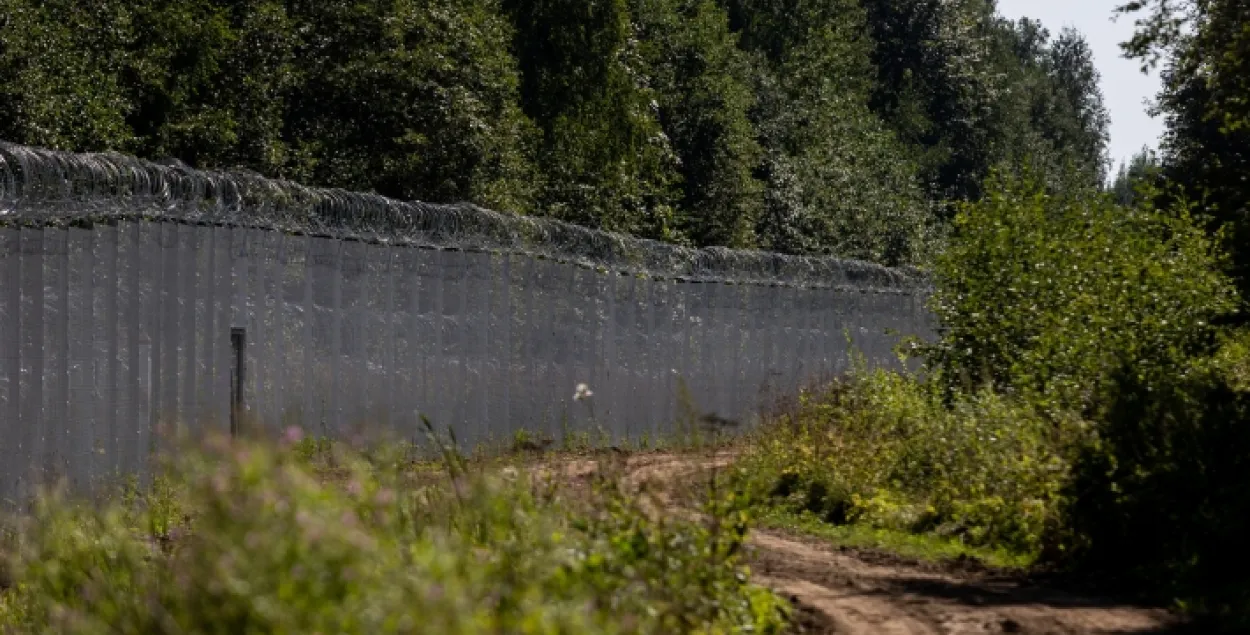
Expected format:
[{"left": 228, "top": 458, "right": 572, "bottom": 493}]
[{"left": 995, "top": 0, "right": 1165, "bottom": 172}]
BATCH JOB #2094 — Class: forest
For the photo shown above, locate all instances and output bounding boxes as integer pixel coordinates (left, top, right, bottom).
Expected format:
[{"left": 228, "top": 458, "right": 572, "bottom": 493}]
[{"left": 0, "top": 0, "right": 1113, "bottom": 266}]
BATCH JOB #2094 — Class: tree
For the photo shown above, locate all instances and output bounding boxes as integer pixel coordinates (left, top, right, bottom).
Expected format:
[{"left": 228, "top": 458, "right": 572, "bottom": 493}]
[
  {"left": 632, "top": 0, "right": 763, "bottom": 248},
  {"left": 861, "top": 2, "right": 1111, "bottom": 208},
  {"left": 725, "top": 0, "right": 936, "bottom": 265},
  {"left": 927, "top": 167, "right": 1235, "bottom": 414},
  {"left": 861, "top": 0, "right": 1005, "bottom": 206},
  {"left": 505, "top": 0, "right": 682, "bottom": 239},
  {"left": 0, "top": 0, "right": 135, "bottom": 151},
  {"left": 1117, "top": 0, "right": 1250, "bottom": 295},
  {"left": 126, "top": 0, "right": 297, "bottom": 174},
  {"left": 0, "top": 0, "right": 539, "bottom": 212},
  {"left": 282, "top": 0, "right": 538, "bottom": 212},
  {"left": 990, "top": 22, "right": 1112, "bottom": 194},
  {"left": 1111, "top": 146, "right": 1162, "bottom": 206},
  {"left": 1042, "top": 28, "right": 1113, "bottom": 186}
]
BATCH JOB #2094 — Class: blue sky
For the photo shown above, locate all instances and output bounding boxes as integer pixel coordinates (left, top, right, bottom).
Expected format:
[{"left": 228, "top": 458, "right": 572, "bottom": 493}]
[{"left": 995, "top": 0, "right": 1165, "bottom": 171}]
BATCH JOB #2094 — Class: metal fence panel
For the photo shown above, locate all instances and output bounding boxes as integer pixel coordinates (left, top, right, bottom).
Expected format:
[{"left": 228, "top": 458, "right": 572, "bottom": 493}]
[{"left": 0, "top": 141, "right": 935, "bottom": 503}]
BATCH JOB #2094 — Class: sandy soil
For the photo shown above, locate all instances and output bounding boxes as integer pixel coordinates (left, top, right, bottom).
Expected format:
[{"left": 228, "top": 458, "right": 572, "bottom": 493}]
[{"left": 557, "top": 452, "right": 1188, "bottom": 635}]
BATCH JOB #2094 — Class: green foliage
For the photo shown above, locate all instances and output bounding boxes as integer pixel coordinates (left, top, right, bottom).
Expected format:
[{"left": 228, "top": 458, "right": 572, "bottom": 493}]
[
  {"left": 0, "top": 0, "right": 1118, "bottom": 266},
  {"left": 124, "top": 0, "right": 295, "bottom": 172},
  {"left": 282, "top": 0, "right": 539, "bottom": 212},
  {"left": 923, "top": 167, "right": 1250, "bottom": 620},
  {"left": 632, "top": 0, "right": 763, "bottom": 249},
  {"left": 727, "top": 0, "right": 938, "bottom": 264},
  {"left": 1111, "top": 146, "right": 1162, "bottom": 207},
  {"left": 1061, "top": 358, "right": 1250, "bottom": 617},
  {"left": 924, "top": 169, "right": 1237, "bottom": 414},
  {"left": 1118, "top": 0, "right": 1250, "bottom": 300},
  {"left": 505, "top": 0, "right": 683, "bottom": 240},
  {"left": 1031, "top": 27, "right": 1113, "bottom": 187},
  {"left": 0, "top": 432, "right": 788, "bottom": 633},
  {"left": 862, "top": 2, "right": 1112, "bottom": 208},
  {"left": 862, "top": 0, "right": 1005, "bottom": 204},
  {"left": 0, "top": 0, "right": 537, "bottom": 212},
  {"left": 0, "top": 0, "right": 135, "bottom": 151},
  {"left": 738, "top": 369, "right": 1070, "bottom": 557},
  {"left": 736, "top": 156, "right": 1250, "bottom": 615}
]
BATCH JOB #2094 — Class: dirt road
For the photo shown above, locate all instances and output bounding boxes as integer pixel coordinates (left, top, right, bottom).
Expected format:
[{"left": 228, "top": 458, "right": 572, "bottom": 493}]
[{"left": 596, "top": 452, "right": 1187, "bottom": 635}]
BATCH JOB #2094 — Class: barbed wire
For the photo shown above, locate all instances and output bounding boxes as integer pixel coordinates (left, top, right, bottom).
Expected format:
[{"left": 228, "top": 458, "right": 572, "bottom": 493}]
[{"left": 0, "top": 141, "right": 928, "bottom": 292}]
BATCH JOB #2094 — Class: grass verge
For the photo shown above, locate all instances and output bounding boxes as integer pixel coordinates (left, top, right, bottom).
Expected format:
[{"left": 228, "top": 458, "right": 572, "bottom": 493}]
[
  {"left": 754, "top": 507, "right": 1034, "bottom": 571},
  {"left": 733, "top": 367, "right": 1071, "bottom": 573},
  {"left": 0, "top": 425, "right": 788, "bottom": 634}
]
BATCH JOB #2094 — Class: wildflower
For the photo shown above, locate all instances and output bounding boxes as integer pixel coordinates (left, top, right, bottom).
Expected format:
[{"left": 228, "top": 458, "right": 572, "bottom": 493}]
[
  {"left": 573, "top": 383, "right": 594, "bottom": 401},
  {"left": 282, "top": 425, "right": 304, "bottom": 446}
]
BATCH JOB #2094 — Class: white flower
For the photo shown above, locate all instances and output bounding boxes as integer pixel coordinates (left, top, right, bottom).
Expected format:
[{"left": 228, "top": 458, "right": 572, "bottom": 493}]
[{"left": 573, "top": 383, "right": 594, "bottom": 401}]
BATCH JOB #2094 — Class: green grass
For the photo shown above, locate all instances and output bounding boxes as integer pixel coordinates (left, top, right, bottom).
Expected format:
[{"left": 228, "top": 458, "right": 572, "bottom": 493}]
[
  {"left": 733, "top": 368, "right": 1069, "bottom": 571},
  {"left": 754, "top": 507, "right": 1036, "bottom": 570},
  {"left": 0, "top": 428, "right": 789, "bottom": 634}
]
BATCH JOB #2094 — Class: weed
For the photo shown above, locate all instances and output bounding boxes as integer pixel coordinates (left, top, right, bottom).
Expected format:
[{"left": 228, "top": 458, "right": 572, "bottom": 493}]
[
  {"left": 0, "top": 427, "right": 788, "bottom": 634},
  {"left": 737, "top": 368, "right": 1072, "bottom": 560}
]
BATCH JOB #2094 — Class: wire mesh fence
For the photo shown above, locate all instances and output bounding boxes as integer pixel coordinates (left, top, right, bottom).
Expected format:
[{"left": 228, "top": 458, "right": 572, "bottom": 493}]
[{"left": 0, "top": 141, "right": 935, "bottom": 503}]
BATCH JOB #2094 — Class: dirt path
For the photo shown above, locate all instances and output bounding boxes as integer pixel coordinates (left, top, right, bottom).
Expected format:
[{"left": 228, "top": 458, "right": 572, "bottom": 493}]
[{"left": 589, "top": 452, "right": 1186, "bottom": 635}]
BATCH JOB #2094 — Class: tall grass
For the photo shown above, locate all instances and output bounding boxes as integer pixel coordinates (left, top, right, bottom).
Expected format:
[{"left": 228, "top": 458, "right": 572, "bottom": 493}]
[
  {"left": 736, "top": 368, "right": 1074, "bottom": 563},
  {"left": 0, "top": 425, "right": 787, "bottom": 634}
]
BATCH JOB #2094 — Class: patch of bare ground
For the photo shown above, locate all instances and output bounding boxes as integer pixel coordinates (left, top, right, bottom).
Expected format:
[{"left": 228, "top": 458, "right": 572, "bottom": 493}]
[
  {"left": 568, "top": 451, "right": 1189, "bottom": 635},
  {"left": 749, "top": 528, "right": 1183, "bottom": 635}
]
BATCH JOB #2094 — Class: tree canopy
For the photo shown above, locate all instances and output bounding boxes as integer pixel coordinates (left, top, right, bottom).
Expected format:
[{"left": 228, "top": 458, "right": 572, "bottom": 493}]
[
  {"left": 1116, "top": 0, "right": 1250, "bottom": 297},
  {"left": 0, "top": 0, "right": 1111, "bottom": 267}
]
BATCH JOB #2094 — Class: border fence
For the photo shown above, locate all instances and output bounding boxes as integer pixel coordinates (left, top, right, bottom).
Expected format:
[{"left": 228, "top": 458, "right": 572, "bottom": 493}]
[{"left": 0, "top": 141, "right": 935, "bottom": 503}]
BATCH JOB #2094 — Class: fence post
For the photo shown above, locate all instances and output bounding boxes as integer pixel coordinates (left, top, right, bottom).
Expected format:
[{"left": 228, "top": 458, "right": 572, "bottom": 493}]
[{"left": 231, "top": 328, "right": 246, "bottom": 437}]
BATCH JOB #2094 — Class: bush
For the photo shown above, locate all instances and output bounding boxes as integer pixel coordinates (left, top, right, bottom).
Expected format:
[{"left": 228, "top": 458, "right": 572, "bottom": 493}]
[
  {"left": 1060, "top": 351, "right": 1250, "bottom": 616},
  {"left": 738, "top": 369, "right": 1072, "bottom": 557},
  {"left": 0, "top": 432, "right": 787, "bottom": 634},
  {"left": 924, "top": 169, "right": 1237, "bottom": 415},
  {"left": 924, "top": 168, "right": 1250, "bottom": 618},
  {"left": 738, "top": 170, "right": 1250, "bottom": 620}
]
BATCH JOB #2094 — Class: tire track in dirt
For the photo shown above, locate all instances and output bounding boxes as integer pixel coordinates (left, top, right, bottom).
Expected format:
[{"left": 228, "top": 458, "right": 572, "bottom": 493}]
[{"left": 602, "top": 452, "right": 1184, "bottom": 635}]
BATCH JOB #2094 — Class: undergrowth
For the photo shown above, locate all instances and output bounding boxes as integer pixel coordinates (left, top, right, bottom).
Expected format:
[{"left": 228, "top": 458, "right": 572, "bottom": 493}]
[
  {"left": 735, "top": 171, "right": 1250, "bottom": 626},
  {"left": 753, "top": 507, "right": 1033, "bottom": 570},
  {"left": 736, "top": 367, "right": 1074, "bottom": 566},
  {"left": 0, "top": 425, "right": 787, "bottom": 634}
]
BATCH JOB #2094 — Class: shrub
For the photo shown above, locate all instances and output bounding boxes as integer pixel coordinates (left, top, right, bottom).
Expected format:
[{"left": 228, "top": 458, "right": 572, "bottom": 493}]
[
  {"left": 923, "top": 169, "right": 1237, "bottom": 415},
  {"left": 0, "top": 432, "right": 787, "bottom": 634},
  {"left": 924, "top": 168, "right": 1250, "bottom": 618},
  {"left": 738, "top": 369, "right": 1072, "bottom": 556},
  {"left": 1060, "top": 351, "right": 1250, "bottom": 617}
]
